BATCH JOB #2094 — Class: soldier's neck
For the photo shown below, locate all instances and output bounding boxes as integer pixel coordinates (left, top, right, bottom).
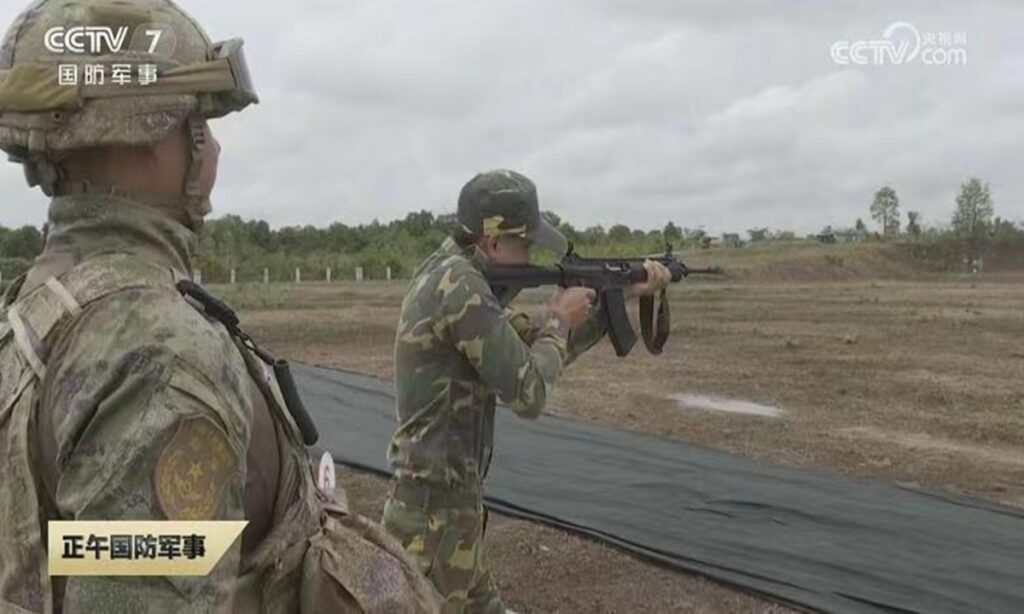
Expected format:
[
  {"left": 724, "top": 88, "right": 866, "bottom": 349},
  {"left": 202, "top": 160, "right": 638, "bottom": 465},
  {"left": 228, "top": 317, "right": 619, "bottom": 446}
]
[
  {"left": 21, "top": 194, "right": 197, "bottom": 296},
  {"left": 441, "top": 236, "right": 490, "bottom": 272}
]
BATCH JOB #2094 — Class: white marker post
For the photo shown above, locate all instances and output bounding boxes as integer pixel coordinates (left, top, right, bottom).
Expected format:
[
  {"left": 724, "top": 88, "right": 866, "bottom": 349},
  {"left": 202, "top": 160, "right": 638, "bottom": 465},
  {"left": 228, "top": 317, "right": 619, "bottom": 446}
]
[
  {"left": 194, "top": 269, "right": 202, "bottom": 284},
  {"left": 386, "top": 266, "right": 392, "bottom": 282},
  {"left": 295, "top": 267, "right": 301, "bottom": 283},
  {"left": 326, "top": 267, "right": 332, "bottom": 283},
  {"left": 355, "top": 267, "right": 364, "bottom": 282},
  {"left": 230, "top": 269, "right": 236, "bottom": 285},
  {"left": 263, "top": 268, "right": 269, "bottom": 284}
]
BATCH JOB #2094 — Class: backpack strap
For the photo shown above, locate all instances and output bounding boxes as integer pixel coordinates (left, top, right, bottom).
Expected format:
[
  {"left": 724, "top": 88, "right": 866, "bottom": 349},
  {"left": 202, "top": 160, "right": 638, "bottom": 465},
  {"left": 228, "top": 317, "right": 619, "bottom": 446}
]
[
  {"left": 6, "top": 302, "right": 47, "bottom": 379},
  {"left": 3, "top": 254, "right": 180, "bottom": 377}
]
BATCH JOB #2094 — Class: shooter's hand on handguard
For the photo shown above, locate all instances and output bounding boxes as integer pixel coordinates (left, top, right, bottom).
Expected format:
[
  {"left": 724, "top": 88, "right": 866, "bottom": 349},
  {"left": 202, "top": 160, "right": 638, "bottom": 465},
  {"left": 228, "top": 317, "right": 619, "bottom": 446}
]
[{"left": 626, "top": 260, "right": 672, "bottom": 300}]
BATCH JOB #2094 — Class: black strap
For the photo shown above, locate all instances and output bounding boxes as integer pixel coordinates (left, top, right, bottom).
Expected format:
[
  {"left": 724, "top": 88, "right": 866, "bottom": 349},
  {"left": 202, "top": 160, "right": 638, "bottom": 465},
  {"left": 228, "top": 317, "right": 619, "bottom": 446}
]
[
  {"left": 175, "top": 280, "right": 320, "bottom": 445},
  {"left": 479, "top": 398, "right": 496, "bottom": 481},
  {"left": 639, "top": 288, "right": 671, "bottom": 355}
]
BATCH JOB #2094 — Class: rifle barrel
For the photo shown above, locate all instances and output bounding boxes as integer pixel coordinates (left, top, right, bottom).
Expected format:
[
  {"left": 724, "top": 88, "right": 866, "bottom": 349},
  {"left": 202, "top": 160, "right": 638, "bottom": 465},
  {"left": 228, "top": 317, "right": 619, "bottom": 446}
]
[{"left": 685, "top": 266, "right": 724, "bottom": 275}]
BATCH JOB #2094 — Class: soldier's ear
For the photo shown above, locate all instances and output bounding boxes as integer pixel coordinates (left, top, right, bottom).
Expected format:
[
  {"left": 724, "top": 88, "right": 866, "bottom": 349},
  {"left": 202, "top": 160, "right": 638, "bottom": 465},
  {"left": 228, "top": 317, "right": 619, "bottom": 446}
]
[{"left": 476, "top": 235, "right": 497, "bottom": 257}]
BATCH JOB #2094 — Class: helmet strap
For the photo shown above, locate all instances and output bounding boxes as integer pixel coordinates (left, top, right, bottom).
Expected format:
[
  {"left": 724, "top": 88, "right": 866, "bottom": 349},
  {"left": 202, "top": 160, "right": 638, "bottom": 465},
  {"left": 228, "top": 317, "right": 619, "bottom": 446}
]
[
  {"left": 23, "top": 158, "right": 63, "bottom": 197},
  {"left": 184, "top": 117, "right": 206, "bottom": 199},
  {"left": 181, "top": 116, "right": 212, "bottom": 228}
]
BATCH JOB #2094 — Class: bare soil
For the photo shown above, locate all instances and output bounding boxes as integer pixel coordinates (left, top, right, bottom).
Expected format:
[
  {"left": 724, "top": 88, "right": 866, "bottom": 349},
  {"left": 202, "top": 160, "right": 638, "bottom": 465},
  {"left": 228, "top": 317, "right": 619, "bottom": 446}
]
[{"left": 213, "top": 267, "right": 1024, "bottom": 613}]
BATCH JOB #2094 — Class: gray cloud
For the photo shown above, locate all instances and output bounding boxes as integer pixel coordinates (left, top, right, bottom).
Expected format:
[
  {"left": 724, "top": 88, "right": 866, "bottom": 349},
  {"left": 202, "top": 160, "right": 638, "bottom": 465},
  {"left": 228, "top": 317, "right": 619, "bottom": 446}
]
[{"left": 1, "top": 0, "right": 1020, "bottom": 236}]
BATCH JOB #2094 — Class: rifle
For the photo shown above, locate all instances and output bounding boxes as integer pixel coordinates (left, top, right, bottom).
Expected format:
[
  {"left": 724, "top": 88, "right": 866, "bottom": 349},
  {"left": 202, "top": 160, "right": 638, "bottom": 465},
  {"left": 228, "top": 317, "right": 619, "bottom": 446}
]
[{"left": 484, "top": 243, "right": 723, "bottom": 357}]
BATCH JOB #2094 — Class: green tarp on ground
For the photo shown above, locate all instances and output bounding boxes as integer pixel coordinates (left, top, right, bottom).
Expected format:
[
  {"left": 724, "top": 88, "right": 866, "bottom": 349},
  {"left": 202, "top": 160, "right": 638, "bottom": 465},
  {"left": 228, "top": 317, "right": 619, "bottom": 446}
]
[{"left": 294, "top": 363, "right": 1024, "bottom": 614}]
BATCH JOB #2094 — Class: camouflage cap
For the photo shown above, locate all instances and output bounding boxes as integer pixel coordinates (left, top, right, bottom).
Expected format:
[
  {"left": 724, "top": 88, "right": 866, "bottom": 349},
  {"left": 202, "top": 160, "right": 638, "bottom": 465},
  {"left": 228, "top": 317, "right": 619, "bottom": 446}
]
[{"left": 456, "top": 169, "right": 568, "bottom": 255}]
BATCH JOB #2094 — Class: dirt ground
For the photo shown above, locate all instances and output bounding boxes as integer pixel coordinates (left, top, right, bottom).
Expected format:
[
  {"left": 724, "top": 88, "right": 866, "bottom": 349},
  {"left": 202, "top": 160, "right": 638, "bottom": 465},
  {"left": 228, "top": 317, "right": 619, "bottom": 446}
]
[{"left": 213, "top": 269, "right": 1024, "bottom": 613}]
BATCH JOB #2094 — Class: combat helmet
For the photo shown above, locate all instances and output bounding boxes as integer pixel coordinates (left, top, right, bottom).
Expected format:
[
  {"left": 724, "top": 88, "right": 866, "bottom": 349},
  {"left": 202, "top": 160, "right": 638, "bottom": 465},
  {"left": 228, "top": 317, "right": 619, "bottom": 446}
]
[{"left": 0, "top": 0, "right": 257, "bottom": 206}]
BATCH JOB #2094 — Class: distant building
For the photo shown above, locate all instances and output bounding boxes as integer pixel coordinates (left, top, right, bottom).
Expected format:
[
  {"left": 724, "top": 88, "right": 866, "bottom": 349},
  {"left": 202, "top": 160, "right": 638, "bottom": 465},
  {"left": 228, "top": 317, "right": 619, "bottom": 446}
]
[
  {"left": 747, "top": 228, "right": 769, "bottom": 242},
  {"left": 817, "top": 226, "right": 868, "bottom": 244},
  {"left": 835, "top": 228, "right": 869, "bottom": 243},
  {"left": 722, "top": 233, "right": 743, "bottom": 248}
]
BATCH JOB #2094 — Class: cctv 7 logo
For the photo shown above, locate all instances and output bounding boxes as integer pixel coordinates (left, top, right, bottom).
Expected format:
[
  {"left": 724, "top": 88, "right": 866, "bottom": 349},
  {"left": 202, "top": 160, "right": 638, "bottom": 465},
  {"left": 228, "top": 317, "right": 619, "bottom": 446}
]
[{"left": 145, "top": 29, "right": 162, "bottom": 54}]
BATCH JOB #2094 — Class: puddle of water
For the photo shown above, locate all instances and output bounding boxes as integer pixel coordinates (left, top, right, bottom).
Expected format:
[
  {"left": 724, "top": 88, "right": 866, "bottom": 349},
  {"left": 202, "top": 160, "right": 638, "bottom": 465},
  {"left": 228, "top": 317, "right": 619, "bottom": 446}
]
[{"left": 671, "top": 394, "right": 784, "bottom": 418}]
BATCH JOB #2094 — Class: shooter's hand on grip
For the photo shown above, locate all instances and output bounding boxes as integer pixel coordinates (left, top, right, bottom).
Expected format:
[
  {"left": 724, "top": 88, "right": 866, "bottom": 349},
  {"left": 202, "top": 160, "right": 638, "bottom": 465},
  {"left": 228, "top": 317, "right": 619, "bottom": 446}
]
[{"left": 546, "top": 287, "right": 597, "bottom": 329}]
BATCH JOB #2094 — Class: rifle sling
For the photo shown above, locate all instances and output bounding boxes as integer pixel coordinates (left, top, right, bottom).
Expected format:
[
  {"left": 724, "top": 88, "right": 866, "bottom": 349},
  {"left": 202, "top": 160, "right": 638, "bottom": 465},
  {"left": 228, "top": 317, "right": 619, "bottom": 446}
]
[{"left": 639, "top": 288, "right": 670, "bottom": 354}]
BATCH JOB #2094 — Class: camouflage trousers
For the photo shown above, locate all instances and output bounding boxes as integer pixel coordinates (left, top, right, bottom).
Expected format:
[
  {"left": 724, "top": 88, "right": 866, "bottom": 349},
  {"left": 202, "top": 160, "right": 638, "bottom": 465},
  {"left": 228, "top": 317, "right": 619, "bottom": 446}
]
[{"left": 382, "top": 483, "right": 503, "bottom": 614}]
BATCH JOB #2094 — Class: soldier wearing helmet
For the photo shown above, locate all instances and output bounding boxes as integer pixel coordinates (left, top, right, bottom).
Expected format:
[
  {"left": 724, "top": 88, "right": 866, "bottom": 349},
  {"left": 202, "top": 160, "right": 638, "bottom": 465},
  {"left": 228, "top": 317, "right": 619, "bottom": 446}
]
[
  {"left": 382, "top": 170, "right": 670, "bottom": 613},
  {"left": 0, "top": 1, "right": 439, "bottom": 612}
]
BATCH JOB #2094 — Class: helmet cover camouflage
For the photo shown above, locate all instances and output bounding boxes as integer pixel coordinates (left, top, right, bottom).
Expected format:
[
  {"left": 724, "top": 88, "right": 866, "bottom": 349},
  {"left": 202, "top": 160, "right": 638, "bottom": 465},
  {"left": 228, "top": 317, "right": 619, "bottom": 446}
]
[{"left": 0, "top": 0, "right": 257, "bottom": 157}]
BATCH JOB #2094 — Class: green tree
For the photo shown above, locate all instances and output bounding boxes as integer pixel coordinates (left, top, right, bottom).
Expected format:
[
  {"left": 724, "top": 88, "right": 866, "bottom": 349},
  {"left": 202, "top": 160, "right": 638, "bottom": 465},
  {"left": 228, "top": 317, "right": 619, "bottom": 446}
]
[
  {"left": 990, "top": 217, "right": 1023, "bottom": 253},
  {"left": 870, "top": 186, "right": 901, "bottom": 237},
  {"left": 582, "top": 225, "right": 606, "bottom": 243},
  {"left": 855, "top": 218, "right": 866, "bottom": 232},
  {"left": 1, "top": 225, "right": 43, "bottom": 259},
  {"left": 608, "top": 224, "right": 632, "bottom": 242},
  {"left": 662, "top": 222, "right": 682, "bottom": 243},
  {"left": 906, "top": 211, "right": 921, "bottom": 238},
  {"left": 952, "top": 177, "right": 994, "bottom": 265},
  {"left": 403, "top": 210, "right": 436, "bottom": 237},
  {"left": 249, "top": 219, "right": 273, "bottom": 250},
  {"left": 435, "top": 213, "right": 458, "bottom": 233}
]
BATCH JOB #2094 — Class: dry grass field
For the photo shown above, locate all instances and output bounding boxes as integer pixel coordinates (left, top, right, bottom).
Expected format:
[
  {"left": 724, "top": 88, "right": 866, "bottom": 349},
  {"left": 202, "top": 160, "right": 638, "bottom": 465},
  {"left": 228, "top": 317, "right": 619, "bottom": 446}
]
[{"left": 211, "top": 244, "right": 1024, "bottom": 613}]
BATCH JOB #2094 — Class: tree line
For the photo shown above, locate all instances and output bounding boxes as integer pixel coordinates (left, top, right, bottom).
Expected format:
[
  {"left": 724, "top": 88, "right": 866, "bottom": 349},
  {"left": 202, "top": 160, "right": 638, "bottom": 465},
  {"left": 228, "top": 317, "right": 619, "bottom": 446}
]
[
  {"left": 0, "top": 225, "right": 44, "bottom": 281},
  {"left": 865, "top": 177, "right": 1021, "bottom": 270},
  {"left": 0, "top": 176, "right": 1020, "bottom": 283}
]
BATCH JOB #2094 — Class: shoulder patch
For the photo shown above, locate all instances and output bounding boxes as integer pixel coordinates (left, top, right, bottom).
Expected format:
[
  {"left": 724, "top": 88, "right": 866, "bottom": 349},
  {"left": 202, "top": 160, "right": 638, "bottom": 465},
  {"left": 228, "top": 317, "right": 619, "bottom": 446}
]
[{"left": 155, "top": 416, "right": 238, "bottom": 520}]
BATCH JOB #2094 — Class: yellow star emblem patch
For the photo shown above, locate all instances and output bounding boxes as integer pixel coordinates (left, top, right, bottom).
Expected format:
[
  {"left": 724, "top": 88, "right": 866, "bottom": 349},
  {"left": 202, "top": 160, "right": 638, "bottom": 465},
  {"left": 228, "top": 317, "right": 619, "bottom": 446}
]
[{"left": 155, "top": 417, "right": 238, "bottom": 521}]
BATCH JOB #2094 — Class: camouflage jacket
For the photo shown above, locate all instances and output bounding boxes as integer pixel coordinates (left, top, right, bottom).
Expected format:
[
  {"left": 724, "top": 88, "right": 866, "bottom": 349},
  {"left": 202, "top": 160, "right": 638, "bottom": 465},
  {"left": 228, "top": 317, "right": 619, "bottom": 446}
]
[
  {"left": 0, "top": 194, "right": 442, "bottom": 614},
  {"left": 388, "top": 238, "right": 606, "bottom": 490},
  {"left": 0, "top": 195, "right": 326, "bottom": 614}
]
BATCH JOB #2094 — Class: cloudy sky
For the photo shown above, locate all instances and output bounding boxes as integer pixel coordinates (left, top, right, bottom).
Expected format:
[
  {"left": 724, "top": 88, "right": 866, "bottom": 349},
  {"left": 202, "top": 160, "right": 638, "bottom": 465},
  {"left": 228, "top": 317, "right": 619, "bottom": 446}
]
[{"left": 1, "top": 0, "right": 1021, "bottom": 235}]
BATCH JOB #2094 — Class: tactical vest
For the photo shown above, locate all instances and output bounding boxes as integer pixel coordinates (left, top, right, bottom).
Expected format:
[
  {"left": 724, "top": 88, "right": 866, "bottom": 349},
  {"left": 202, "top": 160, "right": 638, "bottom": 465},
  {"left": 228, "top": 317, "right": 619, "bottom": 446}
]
[{"left": 0, "top": 255, "right": 440, "bottom": 614}]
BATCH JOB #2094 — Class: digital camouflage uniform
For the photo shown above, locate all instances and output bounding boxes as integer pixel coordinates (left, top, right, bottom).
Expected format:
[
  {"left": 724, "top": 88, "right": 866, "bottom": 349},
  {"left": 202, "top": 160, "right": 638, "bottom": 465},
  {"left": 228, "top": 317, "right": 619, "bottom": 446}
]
[
  {"left": 0, "top": 1, "right": 440, "bottom": 612},
  {"left": 382, "top": 172, "right": 606, "bottom": 613}
]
